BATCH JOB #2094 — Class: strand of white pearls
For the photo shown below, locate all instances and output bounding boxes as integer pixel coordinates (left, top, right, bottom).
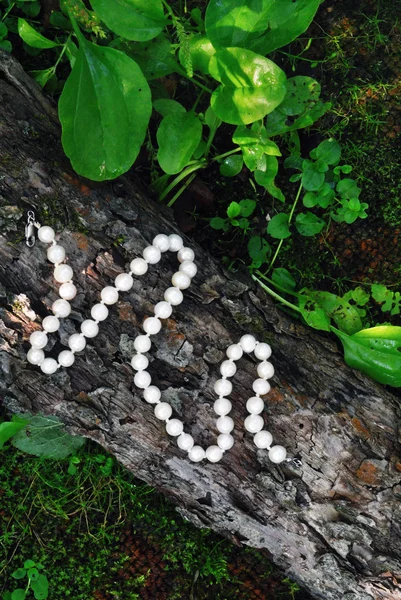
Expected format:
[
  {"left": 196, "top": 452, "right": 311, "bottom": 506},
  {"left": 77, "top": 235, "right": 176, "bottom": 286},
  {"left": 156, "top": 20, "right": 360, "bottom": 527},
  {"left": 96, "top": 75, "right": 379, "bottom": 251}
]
[{"left": 27, "top": 227, "right": 287, "bottom": 465}]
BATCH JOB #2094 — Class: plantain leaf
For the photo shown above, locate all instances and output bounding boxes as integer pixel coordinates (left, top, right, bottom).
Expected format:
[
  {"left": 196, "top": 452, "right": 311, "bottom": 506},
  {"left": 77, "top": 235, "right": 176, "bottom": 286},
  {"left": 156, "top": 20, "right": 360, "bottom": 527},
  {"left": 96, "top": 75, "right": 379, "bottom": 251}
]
[
  {"left": 209, "top": 47, "right": 286, "bottom": 125},
  {"left": 18, "top": 18, "right": 59, "bottom": 48},
  {"left": 156, "top": 112, "right": 202, "bottom": 174},
  {"left": 205, "top": 0, "right": 276, "bottom": 49},
  {"left": 333, "top": 326, "right": 401, "bottom": 387},
  {"left": 59, "top": 37, "right": 151, "bottom": 181},
  {"left": 90, "top": 0, "right": 166, "bottom": 41},
  {"left": 249, "top": 0, "right": 321, "bottom": 55}
]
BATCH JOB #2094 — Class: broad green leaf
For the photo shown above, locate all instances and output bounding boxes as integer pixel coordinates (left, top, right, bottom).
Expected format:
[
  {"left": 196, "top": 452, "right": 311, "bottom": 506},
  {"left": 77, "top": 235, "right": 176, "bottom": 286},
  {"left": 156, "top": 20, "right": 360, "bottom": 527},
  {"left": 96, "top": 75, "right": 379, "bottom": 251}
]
[
  {"left": 219, "top": 155, "right": 243, "bottom": 177},
  {"left": 255, "top": 155, "right": 278, "bottom": 181},
  {"left": 113, "top": 34, "right": 177, "bottom": 79},
  {"left": 31, "top": 574, "right": 49, "bottom": 598},
  {"left": 205, "top": 0, "right": 276, "bottom": 49},
  {"left": 242, "top": 145, "right": 266, "bottom": 171},
  {"left": 11, "top": 590, "right": 26, "bottom": 600},
  {"left": 248, "top": 235, "right": 271, "bottom": 265},
  {"left": 59, "top": 39, "right": 151, "bottom": 181},
  {"left": 233, "top": 125, "right": 259, "bottom": 146},
  {"left": 227, "top": 201, "right": 241, "bottom": 218},
  {"left": 267, "top": 213, "right": 291, "bottom": 239},
  {"left": 205, "top": 106, "right": 220, "bottom": 129},
  {"left": 184, "top": 34, "right": 216, "bottom": 75},
  {"left": 336, "top": 178, "right": 361, "bottom": 199},
  {"left": 24, "top": 561, "right": 35, "bottom": 569},
  {"left": 272, "top": 268, "right": 296, "bottom": 292},
  {"left": 0, "top": 22, "right": 8, "bottom": 40},
  {"left": 65, "top": 38, "right": 78, "bottom": 68},
  {"left": 157, "top": 112, "right": 202, "bottom": 174},
  {"left": 278, "top": 76, "right": 321, "bottom": 116},
  {"left": 295, "top": 212, "right": 325, "bottom": 236},
  {"left": 210, "top": 217, "right": 227, "bottom": 230},
  {"left": 307, "top": 290, "right": 362, "bottom": 335},
  {"left": 27, "top": 569, "right": 39, "bottom": 581},
  {"left": 90, "top": 0, "right": 165, "bottom": 41},
  {"left": 49, "top": 10, "right": 72, "bottom": 30},
  {"left": 298, "top": 296, "right": 331, "bottom": 331},
  {"left": 303, "top": 192, "right": 318, "bottom": 208},
  {"left": 301, "top": 160, "right": 325, "bottom": 191},
  {"left": 18, "top": 18, "right": 59, "bottom": 48},
  {"left": 333, "top": 326, "right": 401, "bottom": 387},
  {"left": 239, "top": 199, "right": 256, "bottom": 217},
  {"left": 0, "top": 40, "right": 12, "bottom": 52},
  {"left": 314, "top": 138, "right": 341, "bottom": 165},
  {"left": 209, "top": 48, "right": 287, "bottom": 125},
  {"left": 249, "top": 0, "right": 321, "bottom": 55},
  {"left": 0, "top": 420, "right": 26, "bottom": 449},
  {"left": 12, "top": 569, "right": 26, "bottom": 580},
  {"left": 153, "top": 99, "right": 186, "bottom": 117},
  {"left": 19, "top": 1, "right": 41, "bottom": 18},
  {"left": 11, "top": 415, "right": 85, "bottom": 458}
]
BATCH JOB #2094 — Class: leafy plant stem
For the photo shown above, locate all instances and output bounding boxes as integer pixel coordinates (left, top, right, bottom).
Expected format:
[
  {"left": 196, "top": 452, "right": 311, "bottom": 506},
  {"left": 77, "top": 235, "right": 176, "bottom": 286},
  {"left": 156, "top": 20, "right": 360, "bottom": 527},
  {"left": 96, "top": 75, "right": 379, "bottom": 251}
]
[
  {"left": 52, "top": 33, "right": 71, "bottom": 73},
  {"left": 267, "top": 181, "right": 303, "bottom": 273},
  {"left": 1, "top": 2, "right": 15, "bottom": 21},
  {"left": 251, "top": 275, "right": 301, "bottom": 313},
  {"left": 167, "top": 172, "right": 197, "bottom": 207},
  {"left": 204, "top": 118, "right": 222, "bottom": 159},
  {"left": 255, "top": 270, "right": 300, "bottom": 298},
  {"left": 211, "top": 147, "right": 242, "bottom": 162},
  {"left": 158, "top": 161, "right": 205, "bottom": 202}
]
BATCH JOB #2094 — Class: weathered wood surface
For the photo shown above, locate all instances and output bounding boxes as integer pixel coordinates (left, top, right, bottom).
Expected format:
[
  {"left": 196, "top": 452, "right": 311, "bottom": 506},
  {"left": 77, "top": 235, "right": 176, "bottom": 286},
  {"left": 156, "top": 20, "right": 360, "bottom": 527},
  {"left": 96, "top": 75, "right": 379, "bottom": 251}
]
[{"left": 1, "top": 50, "right": 401, "bottom": 600}]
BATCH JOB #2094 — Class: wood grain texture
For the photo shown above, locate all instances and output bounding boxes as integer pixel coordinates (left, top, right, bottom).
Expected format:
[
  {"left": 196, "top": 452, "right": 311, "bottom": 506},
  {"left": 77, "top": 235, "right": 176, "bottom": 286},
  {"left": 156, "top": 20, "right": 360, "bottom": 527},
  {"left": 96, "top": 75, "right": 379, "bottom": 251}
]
[{"left": 1, "top": 50, "right": 401, "bottom": 600}]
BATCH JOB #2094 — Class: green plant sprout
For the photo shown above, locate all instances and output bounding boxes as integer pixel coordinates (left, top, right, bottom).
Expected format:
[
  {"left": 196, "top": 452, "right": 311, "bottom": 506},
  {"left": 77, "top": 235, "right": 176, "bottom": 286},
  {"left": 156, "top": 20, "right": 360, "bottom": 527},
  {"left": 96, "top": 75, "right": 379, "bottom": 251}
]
[{"left": 2, "top": 559, "right": 49, "bottom": 600}]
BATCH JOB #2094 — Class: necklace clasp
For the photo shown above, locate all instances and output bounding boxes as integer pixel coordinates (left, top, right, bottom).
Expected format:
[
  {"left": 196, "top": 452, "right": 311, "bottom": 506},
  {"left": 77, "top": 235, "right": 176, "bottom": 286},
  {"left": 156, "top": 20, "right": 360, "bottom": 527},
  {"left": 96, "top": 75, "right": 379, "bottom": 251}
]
[{"left": 25, "top": 210, "right": 36, "bottom": 247}]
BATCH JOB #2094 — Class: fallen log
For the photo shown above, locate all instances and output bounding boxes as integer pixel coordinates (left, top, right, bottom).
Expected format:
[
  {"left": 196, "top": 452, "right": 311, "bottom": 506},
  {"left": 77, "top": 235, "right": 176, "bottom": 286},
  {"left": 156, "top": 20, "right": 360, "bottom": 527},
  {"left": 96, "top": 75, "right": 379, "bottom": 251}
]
[{"left": 1, "top": 50, "right": 401, "bottom": 600}]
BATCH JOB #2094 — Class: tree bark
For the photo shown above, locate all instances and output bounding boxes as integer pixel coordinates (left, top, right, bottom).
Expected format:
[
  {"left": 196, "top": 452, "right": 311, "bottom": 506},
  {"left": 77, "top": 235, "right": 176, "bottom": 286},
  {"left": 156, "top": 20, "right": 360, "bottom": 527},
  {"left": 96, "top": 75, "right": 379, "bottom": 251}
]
[{"left": 1, "top": 50, "right": 401, "bottom": 600}]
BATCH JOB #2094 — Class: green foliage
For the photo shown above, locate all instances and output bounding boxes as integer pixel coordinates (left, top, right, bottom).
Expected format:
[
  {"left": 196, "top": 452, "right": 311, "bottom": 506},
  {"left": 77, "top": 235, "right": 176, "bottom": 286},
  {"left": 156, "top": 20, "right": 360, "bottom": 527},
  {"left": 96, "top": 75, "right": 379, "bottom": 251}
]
[
  {"left": 156, "top": 111, "right": 202, "bottom": 174},
  {"left": 18, "top": 18, "right": 59, "bottom": 48},
  {"left": 90, "top": 0, "right": 166, "bottom": 41},
  {"left": 10, "top": 414, "right": 85, "bottom": 459},
  {"left": 3, "top": 559, "right": 49, "bottom": 600}
]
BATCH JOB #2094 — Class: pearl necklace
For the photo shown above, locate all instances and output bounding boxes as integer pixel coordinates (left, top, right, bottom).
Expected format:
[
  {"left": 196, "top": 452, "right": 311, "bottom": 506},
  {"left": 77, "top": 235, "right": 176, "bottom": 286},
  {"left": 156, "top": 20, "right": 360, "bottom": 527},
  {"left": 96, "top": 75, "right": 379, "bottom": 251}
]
[{"left": 25, "top": 212, "right": 287, "bottom": 465}]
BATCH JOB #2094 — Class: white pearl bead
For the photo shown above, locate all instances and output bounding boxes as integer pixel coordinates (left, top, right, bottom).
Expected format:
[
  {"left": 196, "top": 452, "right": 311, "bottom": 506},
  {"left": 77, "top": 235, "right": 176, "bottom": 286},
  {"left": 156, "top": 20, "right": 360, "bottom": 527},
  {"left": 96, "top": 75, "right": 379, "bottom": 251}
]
[
  {"left": 40, "top": 357, "right": 58, "bottom": 374},
  {"left": 168, "top": 234, "right": 183, "bottom": 252},
  {"left": 214, "top": 379, "right": 232, "bottom": 397},
  {"left": 42, "top": 315, "right": 60, "bottom": 333},
  {"left": 134, "top": 370, "right": 151, "bottom": 389},
  {"left": 130, "top": 257, "right": 148, "bottom": 276},
  {"left": 81, "top": 319, "right": 99, "bottom": 338},
  {"left": 58, "top": 350, "right": 75, "bottom": 367},
  {"left": 27, "top": 348, "right": 45, "bottom": 365},
  {"left": 254, "top": 430, "right": 273, "bottom": 449},
  {"left": 143, "top": 317, "right": 161, "bottom": 335},
  {"left": 154, "top": 301, "right": 173, "bottom": 319},
  {"left": 240, "top": 334, "right": 256, "bottom": 353},
  {"left": 171, "top": 271, "right": 191, "bottom": 290},
  {"left": 30, "top": 331, "right": 48, "bottom": 349},
  {"left": 134, "top": 335, "right": 151, "bottom": 353},
  {"left": 47, "top": 244, "right": 65, "bottom": 264},
  {"left": 143, "top": 245, "right": 161, "bottom": 264},
  {"left": 257, "top": 361, "right": 275, "bottom": 379},
  {"left": 188, "top": 446, "right": 205, "bottom": 462},
  {"left": 179, "top": 260, "right": 197, "bottom": 278},
  {"left": 131, "top": 353, "right": 149, "bottom": 371},
  {"left": 166, "top": 418, "right": 184, "bottom": 436},
  {"left": 220, "top": 360, "right": 236, "bottom": 378},
  {"left": 177, "top": 433, "right": 194, "bottom": 451},
  {"left": 226, "top": 344, "right": 243, "bottom": 361},
  {"left": 101, "top": 286, "right": 119, "bottom": 305},
  {"left": 153, "top": 234, "right": 170, "bottom": 252},
  {"left": 154, "top": 402, "right": 172, "bottom": 421},
  {"left": 217, "top": 433, "right": 234, "bottom": 450},
  {"left": 68, "top": 333, "right": 86, "bottom": 352},
  {"left": 246, "top": 396, "right": 264, "bottom": 414},
  {"left": 216, "top": 416, "right": 234, "bottom": 434},
  {"left": 91, "top": 303, "right": 109, "bottom": 322},
  {"left": 206, "top": 445, "right": 223, "bottom": 463},
  {"left": 54, "top": 264, "right": 73, "bottom": 283},
  {"left": 244, "top": 414, "right": 264, "bottom": 433},
  {"left": 177, "top": 247, "right": 195, "bottom": 263},
  {"left": 38, "top": 226, "right": 55, "bottom": 243},
  {"left": 59, "top": 282, "right": 77, "bottom": 300},
  {"left": 52, "top": 299, "right": 71, "bottom": 318},
  {"left": 143, "top": 385, "right": 161, "bottom": 403},
  {"left": 164, "top": 287, "right": 183, "bottom": 306},
  {"left": 115, "top": 273, "right": 133, "bottom": 291},
  {"left": 253, "top": 378, "right": 271, "bottom": 395},
  {"left": 268, "top": 445, "right": 287, "bottom": 464},
  {"left": 254, "top": 343, "right": 272, "bottom": 361},
  {"left": 214, "top": 398, "right": 232, "bottom": 416}
]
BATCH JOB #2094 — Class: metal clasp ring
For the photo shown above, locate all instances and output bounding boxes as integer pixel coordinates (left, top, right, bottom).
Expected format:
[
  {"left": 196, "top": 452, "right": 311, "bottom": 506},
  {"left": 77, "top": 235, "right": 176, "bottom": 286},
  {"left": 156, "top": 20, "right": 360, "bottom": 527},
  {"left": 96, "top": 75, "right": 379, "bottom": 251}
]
[{"left": 25, "top": 210, "right": 36, "bottom": 247}]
